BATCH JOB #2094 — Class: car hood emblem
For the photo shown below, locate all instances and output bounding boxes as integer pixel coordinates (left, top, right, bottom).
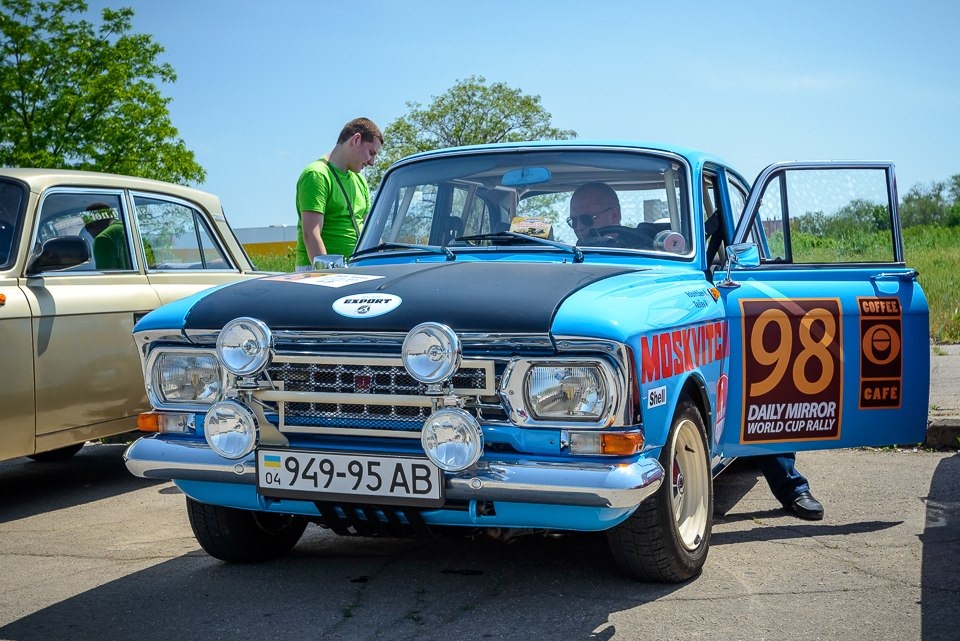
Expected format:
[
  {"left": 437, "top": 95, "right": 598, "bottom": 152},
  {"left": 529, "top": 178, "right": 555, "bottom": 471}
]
[{"left": 332, "top": 293, "right": 402, "bottom": 318}]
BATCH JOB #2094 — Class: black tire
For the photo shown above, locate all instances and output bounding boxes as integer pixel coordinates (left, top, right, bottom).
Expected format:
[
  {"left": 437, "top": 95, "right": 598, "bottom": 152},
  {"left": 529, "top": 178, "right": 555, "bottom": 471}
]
[
  {"left": 186, "top": 497, "right": 307, "bottom": 563},
  {"left": 607, "top": 399, "right": 712, "bottom": 582},
  {"left": 27, "top": 442, "right": 85, "bottom": 462}
]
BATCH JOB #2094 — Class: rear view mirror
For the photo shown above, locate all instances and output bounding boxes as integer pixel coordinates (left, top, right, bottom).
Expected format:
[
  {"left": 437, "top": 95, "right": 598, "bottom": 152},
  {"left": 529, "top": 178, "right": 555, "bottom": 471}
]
[{"left": 501, "top": 167, "right": 552, "bottom": 186}]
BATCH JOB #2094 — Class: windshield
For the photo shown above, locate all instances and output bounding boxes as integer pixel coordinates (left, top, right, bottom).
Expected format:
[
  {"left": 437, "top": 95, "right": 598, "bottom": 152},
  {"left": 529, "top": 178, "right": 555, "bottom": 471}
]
[{"left": 359, "top": 149, "right": 692, "bottom": 257}]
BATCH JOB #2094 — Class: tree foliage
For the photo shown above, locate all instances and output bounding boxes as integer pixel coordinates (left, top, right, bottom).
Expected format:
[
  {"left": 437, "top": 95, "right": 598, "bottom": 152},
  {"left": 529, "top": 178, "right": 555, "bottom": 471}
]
[
  {"left": 900, "top": 178, "right": 960, "bottom": 228},
  {"left": 0, "top": 0, "right": 203, "bottom": 183},
  {"left": 369, "top": 75, "right": 576, "bottom": 188}
]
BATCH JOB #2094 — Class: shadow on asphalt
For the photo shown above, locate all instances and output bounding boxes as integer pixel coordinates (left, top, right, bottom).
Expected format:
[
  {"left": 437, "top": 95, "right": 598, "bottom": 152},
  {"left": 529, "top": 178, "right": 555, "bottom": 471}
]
[
  {"left": 0, "top": 442, "right": 163, "bottom": 523},
  {"left": 921, "top": 453, "right": 960, "bottom": 641},
  {"left": 0, "top": 529, "right": 683, "bottom": 641}
]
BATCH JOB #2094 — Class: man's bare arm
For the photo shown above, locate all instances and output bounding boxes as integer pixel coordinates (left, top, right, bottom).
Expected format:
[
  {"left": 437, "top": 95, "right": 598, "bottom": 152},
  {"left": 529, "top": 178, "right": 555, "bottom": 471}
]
[{"left": 301, "top": 210, "right": 327, "bottom": 258}]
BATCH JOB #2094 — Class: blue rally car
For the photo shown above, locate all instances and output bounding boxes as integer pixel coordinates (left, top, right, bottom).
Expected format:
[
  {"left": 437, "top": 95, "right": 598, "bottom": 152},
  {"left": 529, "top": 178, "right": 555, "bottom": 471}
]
[{"left": 124, "top": 142, "right": 929, "bottom": 582}]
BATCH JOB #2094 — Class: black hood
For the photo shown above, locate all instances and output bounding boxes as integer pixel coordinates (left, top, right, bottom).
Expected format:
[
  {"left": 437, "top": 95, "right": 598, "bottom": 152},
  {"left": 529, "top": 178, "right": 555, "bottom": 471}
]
[{"left": 184, "top": 262, "right": 634, "bottom": 333}]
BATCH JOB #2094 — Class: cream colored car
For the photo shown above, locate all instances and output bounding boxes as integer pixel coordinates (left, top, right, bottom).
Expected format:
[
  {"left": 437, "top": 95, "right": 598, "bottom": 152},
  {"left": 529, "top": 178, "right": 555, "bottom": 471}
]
[{"left": 0, "top": 169, "right": 264, "bottom": 462}]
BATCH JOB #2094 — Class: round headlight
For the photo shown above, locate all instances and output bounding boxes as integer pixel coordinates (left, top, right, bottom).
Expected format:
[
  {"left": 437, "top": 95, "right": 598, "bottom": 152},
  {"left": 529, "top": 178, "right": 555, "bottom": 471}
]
[
  {"left": 205, "top": 400, "right": 258, "bottom": 459},
  {"left": 421, "top": 408, "right": 483, "bottom": 472},
  {"left": 216, "top": 317, "right": 272, "bottom": 377},
  {"left": 402, "top": 322, "right": 461, "bottom": 384}
]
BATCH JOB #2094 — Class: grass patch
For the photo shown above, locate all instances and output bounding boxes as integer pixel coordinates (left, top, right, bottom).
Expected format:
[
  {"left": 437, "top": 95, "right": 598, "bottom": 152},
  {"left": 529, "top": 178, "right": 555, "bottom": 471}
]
[{"left": 906, "top": 226, "right": 960, "bottom": 343}]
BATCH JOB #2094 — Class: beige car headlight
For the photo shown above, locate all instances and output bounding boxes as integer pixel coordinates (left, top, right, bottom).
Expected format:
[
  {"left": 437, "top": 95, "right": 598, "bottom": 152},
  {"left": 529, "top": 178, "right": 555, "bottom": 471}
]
[{"left": 146, "top": 349, "right": 222, "bottom": 409}]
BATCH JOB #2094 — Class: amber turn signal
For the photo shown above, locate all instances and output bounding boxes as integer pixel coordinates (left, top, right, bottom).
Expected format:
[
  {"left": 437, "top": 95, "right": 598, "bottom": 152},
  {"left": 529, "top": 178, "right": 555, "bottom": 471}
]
[
  {"left": 137, "top": 412, "right": 161, "bottom": 432},
  {"left": 600, "top": 431, "right": 644, "bottom": 455}
]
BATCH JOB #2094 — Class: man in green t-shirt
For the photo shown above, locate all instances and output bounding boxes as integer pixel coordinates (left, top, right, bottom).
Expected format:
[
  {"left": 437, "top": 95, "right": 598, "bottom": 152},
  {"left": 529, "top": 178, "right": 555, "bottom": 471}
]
[
  {"left": 93, "top": 218, "right": 131, "bottom": 270},
  {"left": 295, "top": 117, "right": 383, "bottom": 270}
]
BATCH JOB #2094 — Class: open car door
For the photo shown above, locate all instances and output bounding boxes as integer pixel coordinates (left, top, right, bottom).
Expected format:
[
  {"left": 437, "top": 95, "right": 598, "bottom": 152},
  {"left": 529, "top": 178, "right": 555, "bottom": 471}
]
[{"left": 715, "top": 162, "right": 929, "bottom": 457}]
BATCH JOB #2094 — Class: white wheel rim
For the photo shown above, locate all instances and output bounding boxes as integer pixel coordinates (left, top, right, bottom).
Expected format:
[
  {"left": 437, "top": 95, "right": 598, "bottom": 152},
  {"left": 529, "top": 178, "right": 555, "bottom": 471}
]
[{"left": 670, "top": 417, "right": 708, "bottom": 550}]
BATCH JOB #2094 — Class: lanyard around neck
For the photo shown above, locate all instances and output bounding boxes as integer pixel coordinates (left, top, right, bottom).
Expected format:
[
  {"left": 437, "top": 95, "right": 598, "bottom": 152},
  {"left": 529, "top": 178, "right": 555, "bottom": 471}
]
[{"left": 321, "top": 159, "right": 361, "bottom": 237}]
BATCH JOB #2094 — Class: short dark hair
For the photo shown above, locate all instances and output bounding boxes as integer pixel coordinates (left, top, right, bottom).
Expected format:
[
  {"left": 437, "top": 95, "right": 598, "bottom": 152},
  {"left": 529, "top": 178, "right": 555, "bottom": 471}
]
[{"left": 338, "top": 117, "right": 384, "bottom": 145}]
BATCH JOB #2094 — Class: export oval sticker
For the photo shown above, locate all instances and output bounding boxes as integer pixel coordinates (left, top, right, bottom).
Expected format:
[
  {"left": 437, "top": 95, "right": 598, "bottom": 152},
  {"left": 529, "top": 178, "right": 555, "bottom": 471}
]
[{"left": 332, "top": 293, "right": 402, "bottom": 318}]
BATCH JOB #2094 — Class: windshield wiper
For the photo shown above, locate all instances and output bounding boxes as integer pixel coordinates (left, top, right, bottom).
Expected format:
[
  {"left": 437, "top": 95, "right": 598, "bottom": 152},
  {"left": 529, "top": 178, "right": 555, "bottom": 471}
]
[
  {"left": 351, "top": 242, "right": 455, "bottom": 261},
  {"left": 455, "top": 231, "right": 584, "bottom": 263}
]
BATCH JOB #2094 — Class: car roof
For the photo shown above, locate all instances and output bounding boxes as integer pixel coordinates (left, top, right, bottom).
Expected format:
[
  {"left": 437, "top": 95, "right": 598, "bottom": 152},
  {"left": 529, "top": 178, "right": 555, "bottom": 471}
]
[
  {"left": 0, "top": 167, "right": 222, "bottom": 211},
  {"left": 395, "top": 140, "right": 733, "bottom": 171}
]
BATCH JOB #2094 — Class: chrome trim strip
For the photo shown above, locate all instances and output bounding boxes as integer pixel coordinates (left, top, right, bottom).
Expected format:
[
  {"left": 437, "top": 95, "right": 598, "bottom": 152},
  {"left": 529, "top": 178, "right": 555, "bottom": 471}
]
[
  {"left": 448, "top": 458, "right": 663, "bottom": 509},
  {"left": 124, "top": 437, "right": 257, "bottom": 484},
  {"left": 124, "top": 437, "right": 664, "bottom": 510},
  {"left": 181, "top": 329, "right": 555, "bottom": 351},
  {"left": 260, "top": 389, "right": 434, "bottom": 407},
  {"left": 278, "top": 425, "right": 422, "bottom": 439}
]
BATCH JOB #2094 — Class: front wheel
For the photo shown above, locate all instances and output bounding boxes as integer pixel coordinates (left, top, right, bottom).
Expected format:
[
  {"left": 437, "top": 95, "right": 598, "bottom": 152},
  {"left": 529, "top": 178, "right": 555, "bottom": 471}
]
[
  {"left": 607, "top": 399, "right": 712, "bottom": 582},
  {"left": 186, "top": 497, "right": 308, "bottom": 563}
]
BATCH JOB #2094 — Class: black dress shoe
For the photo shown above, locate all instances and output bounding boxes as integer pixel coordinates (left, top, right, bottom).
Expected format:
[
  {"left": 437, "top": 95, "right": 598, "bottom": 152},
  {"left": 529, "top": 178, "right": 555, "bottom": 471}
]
[{"left": 787, "top": 491, "right": 824, "bottom": 520}]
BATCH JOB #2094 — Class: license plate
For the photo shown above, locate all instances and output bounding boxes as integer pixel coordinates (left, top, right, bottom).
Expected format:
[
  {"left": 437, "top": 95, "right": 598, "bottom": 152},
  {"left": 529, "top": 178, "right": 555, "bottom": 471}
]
[{"left": 256, "top": 449, "right": 444, "bottom": 507}]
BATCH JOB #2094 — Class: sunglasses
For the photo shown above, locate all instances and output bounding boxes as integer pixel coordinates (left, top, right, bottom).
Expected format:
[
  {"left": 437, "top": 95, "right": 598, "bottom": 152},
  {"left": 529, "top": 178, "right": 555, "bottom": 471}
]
[{"left": 566, "top": 205, "right": 614, "bottom": 228}]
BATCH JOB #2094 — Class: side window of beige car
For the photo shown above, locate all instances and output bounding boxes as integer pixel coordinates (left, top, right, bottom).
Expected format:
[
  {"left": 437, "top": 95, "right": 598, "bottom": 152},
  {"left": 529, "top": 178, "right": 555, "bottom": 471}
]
[
  {"left": 134, "top": 195, "right": 232, "bottom": 270},
  {"left": 36, "top": 191, "right": 133, "bottom": 272}
]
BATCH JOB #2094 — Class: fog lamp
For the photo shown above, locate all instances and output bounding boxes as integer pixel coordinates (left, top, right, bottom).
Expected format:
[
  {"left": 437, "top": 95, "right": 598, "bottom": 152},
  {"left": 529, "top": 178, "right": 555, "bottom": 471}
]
[
  {"left": 205, "top": 400, "right": 259, "bottom": 459},
  {"left": 421, "top": 408, "right": 483, "bottom": 471},
  {"left": 402, "top": 322, "right": 461, "bottom": 384},
  {"left": 216, "top": 317, "right": 272, "bottom": 377}
]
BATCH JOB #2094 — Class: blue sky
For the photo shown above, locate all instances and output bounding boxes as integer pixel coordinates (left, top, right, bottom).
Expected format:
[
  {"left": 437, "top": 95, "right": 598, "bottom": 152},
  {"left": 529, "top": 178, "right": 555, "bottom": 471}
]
[{"left": 85, "top": 0, "right": 959, "bottom": 231}]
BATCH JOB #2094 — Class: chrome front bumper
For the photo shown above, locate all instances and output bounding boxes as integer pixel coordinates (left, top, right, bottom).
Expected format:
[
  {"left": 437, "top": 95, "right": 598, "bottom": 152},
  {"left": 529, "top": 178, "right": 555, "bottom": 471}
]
[{"left": 124, "top": 436, "right": 664, "bottom": 510}]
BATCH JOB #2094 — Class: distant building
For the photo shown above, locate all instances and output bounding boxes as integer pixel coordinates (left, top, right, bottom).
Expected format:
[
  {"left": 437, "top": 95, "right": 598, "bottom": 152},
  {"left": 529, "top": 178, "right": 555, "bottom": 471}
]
[{"left": 234, "top": 225, "right": 297, "bottom": 258}]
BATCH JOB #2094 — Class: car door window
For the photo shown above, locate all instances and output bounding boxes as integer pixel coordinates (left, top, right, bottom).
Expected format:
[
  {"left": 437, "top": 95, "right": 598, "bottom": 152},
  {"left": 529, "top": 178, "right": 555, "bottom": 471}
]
[
  {"left": 750, "top": 168, "right": 896, "bottom": 264},
  {"left": 134, "top": 195, "right": 231, "bottom": 270},
  {"left": 35, "top": 192, "right": 130, "bottom": 272}
]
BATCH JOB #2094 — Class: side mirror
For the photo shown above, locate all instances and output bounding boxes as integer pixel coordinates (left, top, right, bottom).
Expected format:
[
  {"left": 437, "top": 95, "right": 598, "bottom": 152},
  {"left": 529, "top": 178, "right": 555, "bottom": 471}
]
[
  {"left": 312, "top": 254, "right": 345, "bottom": 270},
  {"left": 718, "top": 242, "right": 759, "bottom": 288},
  {"left": 27, "top": 237, "right": 91, "bottom": 275}
]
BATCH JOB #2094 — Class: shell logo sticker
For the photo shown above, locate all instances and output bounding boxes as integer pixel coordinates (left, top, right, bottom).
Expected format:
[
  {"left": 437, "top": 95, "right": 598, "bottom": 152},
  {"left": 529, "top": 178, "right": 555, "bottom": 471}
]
[{"left": 333, "top": 293, "right": 402, "bottom": 318}]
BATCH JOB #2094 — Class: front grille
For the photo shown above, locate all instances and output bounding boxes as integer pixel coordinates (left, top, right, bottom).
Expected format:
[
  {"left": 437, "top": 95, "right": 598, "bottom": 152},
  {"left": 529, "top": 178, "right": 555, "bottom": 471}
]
[{"left": 261, "top": 354, "right": 496, "bottom": 435}]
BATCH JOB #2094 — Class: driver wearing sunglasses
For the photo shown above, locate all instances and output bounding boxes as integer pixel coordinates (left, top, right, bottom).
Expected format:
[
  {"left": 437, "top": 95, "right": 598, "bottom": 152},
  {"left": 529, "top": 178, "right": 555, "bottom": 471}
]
[{"left": 567, "top": 182, "right": 622, "bottom": 242}]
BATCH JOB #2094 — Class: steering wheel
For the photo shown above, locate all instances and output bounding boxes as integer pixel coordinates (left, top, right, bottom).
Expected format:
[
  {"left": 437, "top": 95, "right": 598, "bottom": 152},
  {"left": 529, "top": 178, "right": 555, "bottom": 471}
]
[{"left": 591, "top": 225, "right": 656, "bottom": 249}]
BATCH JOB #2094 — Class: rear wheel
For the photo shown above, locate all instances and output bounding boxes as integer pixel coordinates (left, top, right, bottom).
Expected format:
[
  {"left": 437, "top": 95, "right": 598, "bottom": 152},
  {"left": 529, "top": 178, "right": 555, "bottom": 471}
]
[
  {"left": 186, "top": 497, "right": 307, "bottom": 563},
  {"left": 607, "top": 399, "right": 712, "bottom": 582}
]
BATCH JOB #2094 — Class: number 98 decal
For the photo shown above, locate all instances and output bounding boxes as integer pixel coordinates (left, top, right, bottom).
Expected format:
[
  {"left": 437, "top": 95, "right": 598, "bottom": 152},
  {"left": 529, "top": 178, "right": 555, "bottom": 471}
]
[{"left": 739, "top": 298, "right": 842, "bottom": 443}]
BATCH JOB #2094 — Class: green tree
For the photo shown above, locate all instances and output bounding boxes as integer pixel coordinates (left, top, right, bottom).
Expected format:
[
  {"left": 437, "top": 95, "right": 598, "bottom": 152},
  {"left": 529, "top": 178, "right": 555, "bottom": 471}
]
[
  {"left": 900, "top": 180, "right": 948, "bottom": 227},
  {"left": 0, "top": 0, "right": 203, "bottom": 183},
  {"left": 946, "top": 174, "right": 960, "bottom": 227},
  {"left": 369, "top": 75, "right": 576, "bottom": 188}
]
